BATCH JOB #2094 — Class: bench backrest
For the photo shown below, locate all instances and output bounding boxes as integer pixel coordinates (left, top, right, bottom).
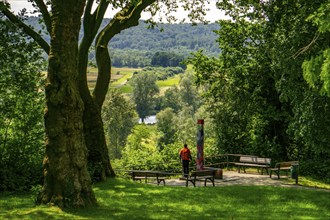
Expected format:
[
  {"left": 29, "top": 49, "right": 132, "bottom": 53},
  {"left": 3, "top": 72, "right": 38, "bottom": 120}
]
[
  {"left": 132, "top": 171, "right": 158, "bottom": 177},
  {"left": 239, "top": 156, "right": 271, "bottom": 165},
  {"left": 275, "top": 161, "right": 299, "bottom": 168},
  {"left": 191, "top": 170, "right": 215, "bottom": 177},
  {"left": 256, "top": 157, "right": 271, "bottom": 165},
  {"left": 239, "top": 156, "right": 257, "bottom": 163}
]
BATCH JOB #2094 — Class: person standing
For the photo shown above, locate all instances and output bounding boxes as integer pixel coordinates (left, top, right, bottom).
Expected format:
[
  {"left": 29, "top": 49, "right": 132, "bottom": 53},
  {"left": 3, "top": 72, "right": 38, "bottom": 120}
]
[{"left": 179, "top": 143, "right": 192, "bottom": 178}]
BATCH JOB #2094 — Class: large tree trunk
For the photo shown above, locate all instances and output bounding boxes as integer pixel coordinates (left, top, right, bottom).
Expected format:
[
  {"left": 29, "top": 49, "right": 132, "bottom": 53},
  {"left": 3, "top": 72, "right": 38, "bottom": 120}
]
[
  {"left": 83, "top": 94, "right": 116, "bottom": 180},
  {"left": 37, "top": 0, "right": 97, "bottom": 208},
  {"left": 78, "top": 37, "right": 115, "bottom": 181},
  {"left": 78, "top": 67, "right": 115, "bottom": 180}
]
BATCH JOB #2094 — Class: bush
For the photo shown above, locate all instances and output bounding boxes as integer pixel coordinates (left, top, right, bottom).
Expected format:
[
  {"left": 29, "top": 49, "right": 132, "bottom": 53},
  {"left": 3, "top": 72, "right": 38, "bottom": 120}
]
[
  {"left": 0, "top": 19, "right": 45, "bottom": 192},
  {"left": 299, "top": 158, "right": 330, "bottom": 184}
]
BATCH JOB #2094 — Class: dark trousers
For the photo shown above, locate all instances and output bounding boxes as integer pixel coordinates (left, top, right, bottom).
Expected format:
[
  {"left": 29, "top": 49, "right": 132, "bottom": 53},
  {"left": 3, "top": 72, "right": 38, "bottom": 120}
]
[{"left": 182, "top": 160, "right": 190, "bottom": 177}]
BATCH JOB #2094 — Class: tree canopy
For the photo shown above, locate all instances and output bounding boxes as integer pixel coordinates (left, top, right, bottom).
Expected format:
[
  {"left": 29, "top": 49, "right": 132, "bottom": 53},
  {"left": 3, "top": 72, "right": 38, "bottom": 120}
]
[{"left": 188, "top": 0, "right": 330, "bottom": 181}]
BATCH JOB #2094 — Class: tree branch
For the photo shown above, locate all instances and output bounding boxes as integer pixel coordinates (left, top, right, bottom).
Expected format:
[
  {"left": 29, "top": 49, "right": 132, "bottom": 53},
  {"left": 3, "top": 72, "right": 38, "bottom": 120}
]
[
  {"left": 0, "top": 3, "right": 50, "bottom": 54},
  {"left": 293, "top": 32, "right": 320, "bottom": 59},
  {"left": 93, "top": 0, "right": 157, "bottom": 106},
  {"left": 33, "top": 0, "right": 51, "bottom": 35},
  {"left": 78, "top": 0, "right": 109, "bottom": 100}
]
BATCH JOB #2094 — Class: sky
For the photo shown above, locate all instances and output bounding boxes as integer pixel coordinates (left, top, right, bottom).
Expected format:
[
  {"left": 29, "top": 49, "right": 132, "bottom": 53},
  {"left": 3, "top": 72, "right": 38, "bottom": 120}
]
[{"left": 6, "top": 0, "right": 228, "bottom": 22}]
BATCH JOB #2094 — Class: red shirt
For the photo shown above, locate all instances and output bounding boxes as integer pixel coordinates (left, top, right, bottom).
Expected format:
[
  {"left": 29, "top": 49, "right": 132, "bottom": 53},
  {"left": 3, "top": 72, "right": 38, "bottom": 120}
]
[{"left": 180, "top": 148, "right": 191, "bottom": 161}]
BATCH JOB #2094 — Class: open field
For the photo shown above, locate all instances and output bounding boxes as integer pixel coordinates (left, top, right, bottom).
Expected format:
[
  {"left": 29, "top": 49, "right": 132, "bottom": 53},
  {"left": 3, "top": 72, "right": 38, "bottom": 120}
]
[
  {"left": 87, "top": 67, "right": 182, "bottom": 94},
  {"left": 87, "top": 67, "right": 141, "bottom": 90}
]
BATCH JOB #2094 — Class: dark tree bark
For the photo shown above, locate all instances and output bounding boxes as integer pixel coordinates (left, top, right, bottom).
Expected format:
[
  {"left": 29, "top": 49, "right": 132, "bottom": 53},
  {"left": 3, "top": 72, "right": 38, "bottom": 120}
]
[
  {"left": 36, "top": 0, "right": 97, "bottom": 208},
  {"left": 77, "top": 0, "right": 115, "bottom": 179}
]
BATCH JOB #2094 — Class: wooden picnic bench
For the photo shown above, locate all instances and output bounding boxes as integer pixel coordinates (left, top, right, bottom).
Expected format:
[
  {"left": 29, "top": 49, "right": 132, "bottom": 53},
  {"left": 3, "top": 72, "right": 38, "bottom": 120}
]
[
  {"left": 269, "top": 161, "right": 299, "bottom": 179},
  {"left": 234, "top": 156, "right": 271, "bottom": 174},
  {"left": 185, "top": 170, "right": 216, "bottom": 187},
  {"left": 130, "top": 170, "right": 169, "bottom": 185}
]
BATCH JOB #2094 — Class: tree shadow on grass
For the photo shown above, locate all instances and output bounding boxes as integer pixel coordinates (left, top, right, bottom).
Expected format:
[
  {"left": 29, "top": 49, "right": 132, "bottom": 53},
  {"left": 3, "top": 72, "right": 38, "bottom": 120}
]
[
  {"left": 1, "top": 178, "right": 328, "bottom": 219},
  {"left": 64, "top": 178, "right": 330, "bottom": 220}
]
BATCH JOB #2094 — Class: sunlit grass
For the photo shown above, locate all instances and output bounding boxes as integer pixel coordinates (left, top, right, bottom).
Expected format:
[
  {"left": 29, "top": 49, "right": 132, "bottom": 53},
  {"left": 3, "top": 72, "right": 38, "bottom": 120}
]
[
  {"left": 156, "top": 75, "right": 181, "bottom": 87},
  {"left": 117, "top": 84, "right": 133, "bottom": 94},
  {"left": 281, "top": 176, "right": 330, "bottom": 190},
  {"left": 1, "top": 178, "right": 329, "bottom": 220}
]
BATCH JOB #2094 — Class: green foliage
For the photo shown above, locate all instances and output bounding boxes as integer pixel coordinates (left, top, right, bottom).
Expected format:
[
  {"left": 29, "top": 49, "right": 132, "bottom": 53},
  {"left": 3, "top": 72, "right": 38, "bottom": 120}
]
[
  {"left": 130, "top": 71, "right": 159, "bottom": 121},
  {"left": 23, "top": 17, "right": 220, "bottom": 68},
  {"left": 0, "top": 19, "right": 45, "bottom": 191},
  {"left": 178, "top": 73, "right": 201, "bottom": 112},
  {"left": 302, "top": 2, "right": 330, "bottom": 96},
  {"left": 188, "top": 16, "right": 285, "bottom": 159},
  {"left": 161, "top": 86, "right": 181, "bottom": 112},
  {"left": 140, "top": 66, "right": 185, "bottom": 81},
  {"left": 151, "top": 51, "right": 186, "bottom": 69},
  {"left": 102, "top": 89, "right": 138, "bottom": 159},
  {"left": 156, "top": 108, "right": 177, "bottom": 148},
  {"left": 188, "top": 0, "right": 330, "bottom": 183},
  {"left": 265, "top": 0, "right": 330, "bottom": 180},
  {"left": 108, "top": 21, "right": 220, "bottom": 58},
  {"left": 117, "top": 124, "right": 166, "bottom": 170}
]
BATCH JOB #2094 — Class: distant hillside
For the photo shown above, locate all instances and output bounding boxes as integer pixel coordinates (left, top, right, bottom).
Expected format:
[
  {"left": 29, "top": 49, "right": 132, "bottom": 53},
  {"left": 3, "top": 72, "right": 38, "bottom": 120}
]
[
  {"left": 26, "top": 17, "right": 221, "bottom": 67},
  {"left": 108, "top": 21, "right": 220, "bottom": 55}
]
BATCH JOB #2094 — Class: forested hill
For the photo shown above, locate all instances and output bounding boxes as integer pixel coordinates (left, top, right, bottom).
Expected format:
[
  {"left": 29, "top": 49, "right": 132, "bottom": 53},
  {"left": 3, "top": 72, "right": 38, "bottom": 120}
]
[
  {"left": 109, "top": 21, "right": 221, "bottom": 54},
  {"left": 26, "top": 17, "right": 221, "bottom": 67}
]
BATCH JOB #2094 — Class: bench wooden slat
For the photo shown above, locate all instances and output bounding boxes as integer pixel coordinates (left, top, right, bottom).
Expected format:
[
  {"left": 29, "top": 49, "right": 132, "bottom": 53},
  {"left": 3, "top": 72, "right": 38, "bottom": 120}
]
[
  {"left": 131, "top": 170, "right": 168, "bottom": 185},
  {"left": 185, "top": 170, "right": 215, "bottom": 187},
  {"left": 235, "top": 156, "right": 271, "bottom": 174}
]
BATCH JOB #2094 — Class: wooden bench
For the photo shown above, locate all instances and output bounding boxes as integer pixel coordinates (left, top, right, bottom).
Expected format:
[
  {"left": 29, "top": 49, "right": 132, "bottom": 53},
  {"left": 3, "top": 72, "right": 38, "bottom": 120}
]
[
  {"left": 131, "top": 170, "right": 167, "bottom": 185},
  {"left": 234, "top": 156, "right": 271, "bottom": 174},
  {"left": 269, "top": 161, "right": 299, "bottom": 179},
  {"left": 185, "top": 170, "right": 215, "bottom": 187}
]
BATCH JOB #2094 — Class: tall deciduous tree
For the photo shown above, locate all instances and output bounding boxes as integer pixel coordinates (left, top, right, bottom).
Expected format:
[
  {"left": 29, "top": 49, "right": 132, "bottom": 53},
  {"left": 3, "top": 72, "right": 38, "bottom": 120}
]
[
  {"left": 189, "top": 0, "right": 330, "bottom": 181},
  {"left": 156, "top": 107, "right": 177, "bottom": 149},
  {"left": 1, "top": 0, "right": 209, "bottom": 207},
  {"left": 161, "top": 86, "right": 181, "bottom": 112},
  {"left": 130, "top": 71, "right": 159, "bottom": 122},
  {"left": 179, "top": 73, "right": 200, "bottom": 112},
  {"left": 102, "top": 89, "right": 138, "bottom": 159}
]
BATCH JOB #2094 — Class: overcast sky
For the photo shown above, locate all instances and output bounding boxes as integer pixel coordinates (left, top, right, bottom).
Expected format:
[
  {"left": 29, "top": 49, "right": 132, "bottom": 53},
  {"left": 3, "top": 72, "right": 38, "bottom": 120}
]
[{"left": 7, "top": 0, "right": 227, "bottom": 22}]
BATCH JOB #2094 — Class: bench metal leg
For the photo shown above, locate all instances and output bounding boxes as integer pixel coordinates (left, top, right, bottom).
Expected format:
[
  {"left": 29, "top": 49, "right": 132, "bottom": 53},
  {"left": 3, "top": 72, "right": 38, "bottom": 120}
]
[
  {"left": 186, "top": 179, "right": 195, "bottom": 187},
  {"left": 157, "top": 179, "right": 165, "bottom": 186}
]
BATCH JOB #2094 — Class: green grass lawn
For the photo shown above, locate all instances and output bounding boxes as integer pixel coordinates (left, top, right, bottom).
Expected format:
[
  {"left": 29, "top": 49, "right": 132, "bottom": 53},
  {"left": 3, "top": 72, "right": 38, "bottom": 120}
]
[{"left": 1, "top": 178, "right": 329, "bottom": 220}]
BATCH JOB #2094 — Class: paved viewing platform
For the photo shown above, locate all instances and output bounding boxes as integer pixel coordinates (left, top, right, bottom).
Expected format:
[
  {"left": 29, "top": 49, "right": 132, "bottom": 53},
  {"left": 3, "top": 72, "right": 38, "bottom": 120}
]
[{"left": 156, "top": 171, "right": 328, "bottom": 191}]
